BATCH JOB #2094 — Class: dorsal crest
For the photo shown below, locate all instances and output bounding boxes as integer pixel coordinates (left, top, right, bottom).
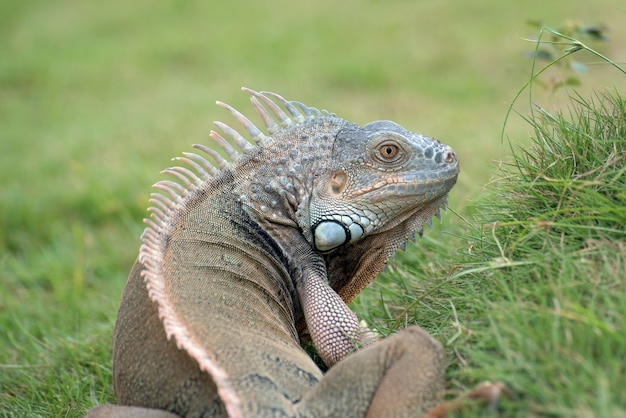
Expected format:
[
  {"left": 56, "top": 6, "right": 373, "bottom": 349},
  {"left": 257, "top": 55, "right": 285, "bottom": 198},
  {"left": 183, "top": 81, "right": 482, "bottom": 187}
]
[{"left": 138, "top": 88, "right": 336, "bottom": 417}]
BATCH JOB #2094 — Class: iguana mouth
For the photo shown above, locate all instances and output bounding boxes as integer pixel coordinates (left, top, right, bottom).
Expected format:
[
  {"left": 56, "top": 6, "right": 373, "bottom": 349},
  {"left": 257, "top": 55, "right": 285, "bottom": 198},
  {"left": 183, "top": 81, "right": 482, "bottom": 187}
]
[{"left": 345, "top": 167, "right": 459, "bottom": 201}]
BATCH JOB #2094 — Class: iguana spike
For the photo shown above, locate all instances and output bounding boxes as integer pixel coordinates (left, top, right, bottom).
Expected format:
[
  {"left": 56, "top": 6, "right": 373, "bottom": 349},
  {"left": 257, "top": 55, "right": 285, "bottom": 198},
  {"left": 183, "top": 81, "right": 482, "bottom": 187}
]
[
  {"left": 140, "top": 225, "right": 159, "bottom": 244},
  {"left": 153, "top": 181, "right": 185, "bottom": 202},
  {"left": 209, "top": 131, "right": 240, "bottom": 161},
  {"left": 260, "top": 91, "right": 306, "bottom": 124},
  {"left": 426, "top": 218, "right": 433, "bottom": 230},
  {"left": 249, "top": 96, "right": 281, "bottom": 134},
  {"left": 214, "top": 121, "right": 254, "bottom": 152},
  {"left": 311, "top": 107, "right": 324, "bottom": 118},
  {"left": 173, "top": 156, "right": 210, "bottom": 180},
  {"left": 242, "top": 88, "right": 292, "bottom": 130},
  {"left": 193, "top": 143, "right": 229, "bottom": 169},
  {"left": 162, "top": 166, "right": 202, "bottom": 188},
  {"left": 150, "top": 192, "right": 174, "bottom": 208},
  {"left": 149, "top": 196, "right": 171, "bottom": 213},
  {"left": 181, "top": 152, "right": 220, "bottom": 177},
  {"left": 141, "top": 260, "right": 157, "bottom": 275},
  {"left": 142, "top": 221, "right": 159, "bottom": 238},
  {"left": 435, "top": 209, "right": 442, "bottom": 222},
  {"left": 147, "top": 205, "right": 166, "bottom": 220},
  {"left": 216, "top": 101, "right": 268, "bottom": 144},
  {"left": 291, "top": 101, "right": 315, "bottom": 118},
  {"left": 143, "top": 218, "right": 162, "bottom": 233},
  {"left": 291, "top": 101, "right": 325, "bottom": 119},
  {"left": 141, "top": 229, "right": 159, "bottom": 247}
]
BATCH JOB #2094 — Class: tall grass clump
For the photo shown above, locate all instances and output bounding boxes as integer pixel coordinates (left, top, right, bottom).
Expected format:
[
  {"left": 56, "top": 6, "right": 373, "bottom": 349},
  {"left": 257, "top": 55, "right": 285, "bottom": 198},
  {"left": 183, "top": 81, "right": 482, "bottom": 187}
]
[
  {"left": 365, "top": 90, "right": 626, "bottom": 416},
  {"left": 477, "top": 91, "right": 626, "bottom": 256},
  {"left": 463, "top": 91, "right": 625, "bottom": 412},
  {"left": 446, "top": 29, "right": 626, "bottom": 416},
  {"left": 359, "top": 27, "right": 626, "bottom": 416}
]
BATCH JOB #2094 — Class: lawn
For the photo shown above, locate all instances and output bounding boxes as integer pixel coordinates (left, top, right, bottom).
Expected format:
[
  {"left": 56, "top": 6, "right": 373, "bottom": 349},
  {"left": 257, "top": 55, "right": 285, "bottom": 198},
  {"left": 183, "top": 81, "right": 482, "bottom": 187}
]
[{"left": 1, "top": 1, "right": 625, "bottom": 416}]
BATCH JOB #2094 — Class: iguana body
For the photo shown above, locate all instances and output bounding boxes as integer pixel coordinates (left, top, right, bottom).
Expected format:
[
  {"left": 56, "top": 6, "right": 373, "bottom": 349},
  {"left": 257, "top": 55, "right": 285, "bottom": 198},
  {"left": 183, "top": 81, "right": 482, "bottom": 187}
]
[{"left": 87, "top": 89, "right": 459, "bottom": 417}]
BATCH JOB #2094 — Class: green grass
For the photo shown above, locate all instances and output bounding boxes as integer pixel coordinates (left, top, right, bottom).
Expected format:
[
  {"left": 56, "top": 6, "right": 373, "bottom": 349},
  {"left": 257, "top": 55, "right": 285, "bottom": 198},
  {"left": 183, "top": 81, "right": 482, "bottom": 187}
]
[
  {"left": 357, "top": 39, "right": 626, "bottom": 415},
  {"left": 460, "top": 89, "right": 626, "bottom": 415},
  {"left": 440, "top": 95, "right": 623, "bottom": 416},
  {"left": 2, "top": 1, "right": 625, "bottom": 416}
]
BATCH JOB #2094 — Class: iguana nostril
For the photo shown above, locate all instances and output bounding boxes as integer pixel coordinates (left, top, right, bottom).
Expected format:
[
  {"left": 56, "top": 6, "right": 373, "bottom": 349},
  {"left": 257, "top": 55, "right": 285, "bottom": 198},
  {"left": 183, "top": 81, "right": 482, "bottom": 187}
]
[{"left": 445, "top": 150, "right": 456, "bottom": 164}]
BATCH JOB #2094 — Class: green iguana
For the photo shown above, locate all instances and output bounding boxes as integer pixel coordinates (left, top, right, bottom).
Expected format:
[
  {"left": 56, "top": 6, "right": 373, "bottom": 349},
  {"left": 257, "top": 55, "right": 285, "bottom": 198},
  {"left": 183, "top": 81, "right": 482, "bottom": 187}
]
[{"left": 86, "top": 88, "right": 460, "bottom": 418}]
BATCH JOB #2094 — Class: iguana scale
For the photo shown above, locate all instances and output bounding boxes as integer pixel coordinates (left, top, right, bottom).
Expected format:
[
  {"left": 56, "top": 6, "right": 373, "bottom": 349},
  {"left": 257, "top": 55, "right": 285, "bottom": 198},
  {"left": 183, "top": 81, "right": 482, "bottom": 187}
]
[{"left": 87, "top": 88, "right": 460, "bottom": 417}]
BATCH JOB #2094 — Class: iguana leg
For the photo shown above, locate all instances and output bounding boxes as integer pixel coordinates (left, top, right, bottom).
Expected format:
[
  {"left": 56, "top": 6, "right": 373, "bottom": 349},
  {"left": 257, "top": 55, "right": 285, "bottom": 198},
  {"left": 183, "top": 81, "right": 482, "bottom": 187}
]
[
  {"left": 265, "top": 222, "right": 378, "bottom": 367},
  {"left": 295, "top": 325, "right": 444, "bottom": 417},
  {"left": 284, "top": 230, "right": 445, "bottom": 415},
  {"left": 296, "top": 264, "right": 378, "bottom": 366}
]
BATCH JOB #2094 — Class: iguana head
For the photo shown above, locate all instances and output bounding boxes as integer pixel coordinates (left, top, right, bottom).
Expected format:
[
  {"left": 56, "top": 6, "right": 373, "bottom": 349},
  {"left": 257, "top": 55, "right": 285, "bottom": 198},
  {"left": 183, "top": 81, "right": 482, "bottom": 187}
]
[{"left": 309, "top": 120, "right": 458, "bottom": 252}]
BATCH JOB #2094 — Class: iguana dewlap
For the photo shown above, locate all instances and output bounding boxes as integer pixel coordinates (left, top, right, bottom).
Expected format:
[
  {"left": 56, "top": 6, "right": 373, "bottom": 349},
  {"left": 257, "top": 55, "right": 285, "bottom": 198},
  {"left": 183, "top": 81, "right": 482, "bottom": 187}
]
[{"left": 86, "top": 88, "right": 459, "bottom": 418}]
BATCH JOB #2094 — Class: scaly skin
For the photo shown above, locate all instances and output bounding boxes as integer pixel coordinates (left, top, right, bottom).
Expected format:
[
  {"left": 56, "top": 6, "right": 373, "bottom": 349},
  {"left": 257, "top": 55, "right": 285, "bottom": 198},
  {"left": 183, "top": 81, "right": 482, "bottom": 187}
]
[{"left": 86, "top": 88, "right": 459, "bottom": 417}]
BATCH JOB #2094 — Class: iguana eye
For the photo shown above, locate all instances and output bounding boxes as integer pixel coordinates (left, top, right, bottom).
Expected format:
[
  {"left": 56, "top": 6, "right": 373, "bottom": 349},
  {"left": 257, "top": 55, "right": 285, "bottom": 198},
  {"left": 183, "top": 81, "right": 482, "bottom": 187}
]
[
  {"left": 379, "top": 143, "right": 399, "bottom": 159},
  {"left": 367, "top": 133, "right": 411, "bottom": 168}
]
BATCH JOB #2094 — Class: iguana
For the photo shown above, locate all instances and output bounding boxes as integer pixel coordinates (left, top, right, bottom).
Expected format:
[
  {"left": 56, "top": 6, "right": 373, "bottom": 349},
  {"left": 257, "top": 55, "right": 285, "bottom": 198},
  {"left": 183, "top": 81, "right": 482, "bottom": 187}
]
[{"left": 87, "top": 88, "right": 460, "bottom": 418}]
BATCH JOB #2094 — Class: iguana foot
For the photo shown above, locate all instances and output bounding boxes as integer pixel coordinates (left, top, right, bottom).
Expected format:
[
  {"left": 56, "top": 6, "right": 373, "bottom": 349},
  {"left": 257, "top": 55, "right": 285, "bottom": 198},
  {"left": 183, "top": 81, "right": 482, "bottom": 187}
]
[
  {"left": 424, "top": 381, "right": 505, "bottom": 418},
  {"left": 84, "top": 404, "right": 180, "bottom": 418},
  {"left": 296, "top": 325, "right": 445, "bottom": 417}
]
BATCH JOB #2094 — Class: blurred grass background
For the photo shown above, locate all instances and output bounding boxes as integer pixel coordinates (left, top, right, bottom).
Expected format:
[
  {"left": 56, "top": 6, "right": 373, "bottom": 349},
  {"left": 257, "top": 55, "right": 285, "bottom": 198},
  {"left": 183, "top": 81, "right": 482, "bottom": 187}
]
[{"left": 1, "top": 0, "right": 625, "bottom": 416}]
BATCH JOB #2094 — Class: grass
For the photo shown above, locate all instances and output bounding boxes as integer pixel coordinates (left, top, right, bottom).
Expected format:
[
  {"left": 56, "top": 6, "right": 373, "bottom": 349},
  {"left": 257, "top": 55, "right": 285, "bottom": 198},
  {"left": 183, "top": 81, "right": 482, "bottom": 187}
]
[
  {"left": 444, "top": 94, "right": 623, "bottom": 416},
  {"left": 460, "top": 89, "right": 626, "bottom": 415},
  {"left": 1, "top": 1, "right": 625, "bottom": 416},
  {"left": 357, "top": 37, "right": 626, "bottom": 415}
]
